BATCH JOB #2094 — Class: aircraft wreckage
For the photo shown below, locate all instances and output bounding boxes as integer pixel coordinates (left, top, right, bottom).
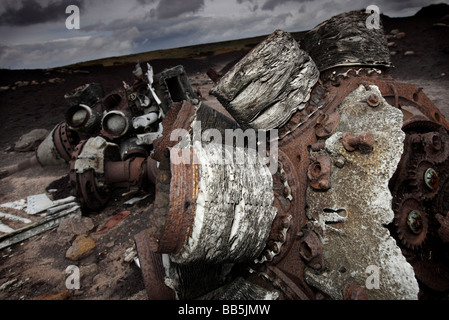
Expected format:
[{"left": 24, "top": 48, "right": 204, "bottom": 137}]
[{"left": 2, "top": 10, "right": 449, "bottom": 300}]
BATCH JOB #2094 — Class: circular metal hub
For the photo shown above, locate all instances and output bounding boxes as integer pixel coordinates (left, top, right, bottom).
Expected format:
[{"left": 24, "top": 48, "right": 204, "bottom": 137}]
[
  {"left": 424, "top": 167, "right": 439, "bottom": 191},
  {"left": 407, "top": 210, "right": 424, "bottom": 235},
  {"left": 394, "top": 195, "right": 428, "bottom": 250}
]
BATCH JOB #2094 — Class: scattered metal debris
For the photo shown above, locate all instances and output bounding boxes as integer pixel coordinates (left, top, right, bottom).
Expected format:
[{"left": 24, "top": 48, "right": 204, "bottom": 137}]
[
  {"left": 124, "top": 194, "right": 151, "bottom": 206},
  {"left": 26, "top": 194, "right": 55, "bottom": 215},
  {"left": 1, "top": 199, "right": 27, "bottom": 211},
  {"left": 0, "top": 212, "right": 31, "bottom": 224},
  {"left": 0, "top": 195, "right": 80, "bottom": 249},
  {"left": 0, "top": 204, "right": 81, "bottom": 250}
]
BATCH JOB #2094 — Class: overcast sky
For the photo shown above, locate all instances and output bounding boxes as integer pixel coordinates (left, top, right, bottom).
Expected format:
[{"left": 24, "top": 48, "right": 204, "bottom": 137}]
[{"left": 0, "top": 0, "right": 446, "bottom": 69}]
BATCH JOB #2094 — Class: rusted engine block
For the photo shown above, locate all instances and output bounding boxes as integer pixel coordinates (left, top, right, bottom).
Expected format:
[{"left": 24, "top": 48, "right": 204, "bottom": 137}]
[
  {"left": 2, "top": 9, "right": 449, "bottom": 300},
  {"left": 132, "top": 11, "right": 449, "bottom": 300}
]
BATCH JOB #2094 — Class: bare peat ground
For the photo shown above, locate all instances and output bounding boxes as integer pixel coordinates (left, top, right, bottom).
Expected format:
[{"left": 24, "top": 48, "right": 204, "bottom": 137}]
[{"left": 0, "top": 5, "right": 448, "bottom": 300}]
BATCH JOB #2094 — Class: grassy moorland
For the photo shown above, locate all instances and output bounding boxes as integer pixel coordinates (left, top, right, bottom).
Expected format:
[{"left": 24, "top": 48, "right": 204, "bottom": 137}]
[{"left": 65, "top": 31, "right": 308, "bottom": 68}]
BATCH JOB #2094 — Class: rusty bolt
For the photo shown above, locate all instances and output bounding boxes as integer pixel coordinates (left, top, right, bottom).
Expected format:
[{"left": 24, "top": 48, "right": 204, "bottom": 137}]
[
  {"left": 315, "top": 112, "right": 341, "bottom": 139},
  {"left": 283, "top": 186, "right": 291, "bottom": 197},
  {"left": 275, "top": 231, "right": 286, "bottom": 242},
  {"left": 366, "top": 93, "right": 380, "bottom": 107},
  {"left": 342, "top": 131, "right": 375, "bottom": 153},
  {"left": 307, "top": 155, "right": 332, "bottom": 190},
  {"left": 422, "top": 132, "right": 442, "bottom": 152},
  {"left": 299, "top": 230, "right": 324, "bottom": 271},
  {"left": 311, "top": 141, "right": 326, "bottom": 152},
  {"left": 279, "top": 173, "right": 286, "bottom": 183},
  {"left": 272, "top": 242, "right": 281, "bottom": 254},
  {"left": 281, "top": 216, "right": 291, "bottom": 229},
  {"left": 264, "top": 250, "right": 275, "bottom": 261}
]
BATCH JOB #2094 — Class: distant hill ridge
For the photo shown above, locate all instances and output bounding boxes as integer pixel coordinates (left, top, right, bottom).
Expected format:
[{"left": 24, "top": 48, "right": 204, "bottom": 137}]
[{"left": 65, "top": 3, "right": 449, "bottom": 69}]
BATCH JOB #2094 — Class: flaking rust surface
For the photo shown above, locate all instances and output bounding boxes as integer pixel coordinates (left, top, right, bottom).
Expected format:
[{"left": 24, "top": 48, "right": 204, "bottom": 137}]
[
  {"left": 305, "top": 85, "right": 419, "bottom": 300},
  {"left": 170, "top": 142, "right": 277, "bottom": 264}
]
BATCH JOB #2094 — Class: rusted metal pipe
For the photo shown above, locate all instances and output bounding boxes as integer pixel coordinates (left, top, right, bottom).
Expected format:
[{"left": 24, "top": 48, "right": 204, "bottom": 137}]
[
  {"left": 104, "top": 157, "right": 158, "bottom": 186},
  {"left": 1, "top": 122, "right": 79, "bottom": 178},
  {"left": 101, "top": 110, "right": 132, "bottom": 139},
  {"left": 65, "top": 104, "right": 101, "bottom": 135},
  {"left": 0, "top": 155, "right": 39, "bottom": 179}
]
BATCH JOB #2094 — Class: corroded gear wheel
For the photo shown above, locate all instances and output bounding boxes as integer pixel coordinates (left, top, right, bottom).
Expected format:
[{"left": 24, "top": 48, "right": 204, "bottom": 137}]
[
  {"left": 408, "top": 157, "right": 439, "bottom": 200},
  {"left": 421, "top": 128, "right": 449, "bottom": 165},
  {"left": 393, "top": 193, "right": 428, "bottom": 250}
]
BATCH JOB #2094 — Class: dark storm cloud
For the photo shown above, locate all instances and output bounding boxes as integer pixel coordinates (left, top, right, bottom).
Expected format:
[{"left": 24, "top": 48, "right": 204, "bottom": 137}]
[
  {"left": 150, "top": 0, "right": 205, "bottom": 19},
  {"left": 0, "top": 0, "right": 84, "bottom": 26},
  {"left": 373, "top": 0, "right": 440, "bottom": 14},
  {"left": 135, "top": 0, "right": 157, "bottom": 4},
  {"left": 236, "top": 0, "right": 441, "bottom": 15},
  {"left": 261, "top": 0, "right": 312, "bottom": 11},
  {"left": 1, "top": 0, "right": 448, "bottom": 69},
  {"left": 236, "top": 0, "right": 259, "bottom": 12}
]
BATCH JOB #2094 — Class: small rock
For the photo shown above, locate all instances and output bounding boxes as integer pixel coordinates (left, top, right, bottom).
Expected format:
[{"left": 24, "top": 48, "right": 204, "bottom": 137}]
[
  {"left": 66, "top": 235, "right": 96, "bottom": 261},
  {"left": 395, "top": 32, "right": 406, "bottom": 39},
  {"left": 389, "top": 51, "right": 397, "bottom": 56},
  {"left": 387, "top": 42, "right": 395, "bottom": 47},
  {"left": 106, "top": 240, "right": 115, "bottom": 248},
  {"left": 73, "top": 69, "right": 90, "bottom": 74},
  {"left": 48, "top": 77, "right": 64, "bottom": 84},
  {"left": 14, "top": 81, "right": 29, "bottom": 87},
  {"left": 390, "top": 29, "right": 400, "bottom": 35},
  {"left": 14, "top": 128, "right": 49, "bottom": 152},
  {"left": 30, "top": 80, "right": 39, "bottom": 85},
  {"left": 404, "top": 51, "right": 415, "bottom": 56},
  {"left": 0, "top": 86, "right": 10, "bottom": 92},
  {"left": 57, "top": 215, "right": 95, "bottom": 243},
  {"left": 334, "top": 156, "right": 346, "bottom": 168},
  {"left": 433, "top": 22, "right": 449, "bottom": 28}
]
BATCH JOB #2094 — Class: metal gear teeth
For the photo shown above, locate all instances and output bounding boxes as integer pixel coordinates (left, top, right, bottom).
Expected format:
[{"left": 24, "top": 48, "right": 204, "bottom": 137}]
[
  {"left": 406, "top": 156, "right": 439, "bottom": 201},
  {"left": 392, "top": 193, "right": 428, "bottom": 251},
  {"left": 422, "top": 128, "right": 449, "bottom": 165}
]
